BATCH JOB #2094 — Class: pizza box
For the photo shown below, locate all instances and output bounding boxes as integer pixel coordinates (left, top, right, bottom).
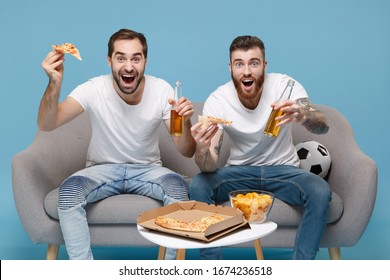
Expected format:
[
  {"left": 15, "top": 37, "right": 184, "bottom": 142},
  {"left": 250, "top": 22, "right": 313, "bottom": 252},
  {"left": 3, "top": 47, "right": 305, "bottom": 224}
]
[{"left": 137, "top": 200, "right": 248, "bottom": 242}]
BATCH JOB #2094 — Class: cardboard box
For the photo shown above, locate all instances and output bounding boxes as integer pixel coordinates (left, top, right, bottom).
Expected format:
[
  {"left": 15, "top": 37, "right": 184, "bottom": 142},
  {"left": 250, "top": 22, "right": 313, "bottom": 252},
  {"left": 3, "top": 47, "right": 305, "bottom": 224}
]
[{"left": 137, "top": 200, "right": 248, "bottom": 242}]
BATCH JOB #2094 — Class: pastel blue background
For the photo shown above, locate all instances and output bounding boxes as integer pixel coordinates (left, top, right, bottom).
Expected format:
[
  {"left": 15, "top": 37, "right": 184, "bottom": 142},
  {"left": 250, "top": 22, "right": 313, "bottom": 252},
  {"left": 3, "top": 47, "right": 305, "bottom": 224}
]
[{"left": 1, "top": 0, "right": 389, "bottom": 260}]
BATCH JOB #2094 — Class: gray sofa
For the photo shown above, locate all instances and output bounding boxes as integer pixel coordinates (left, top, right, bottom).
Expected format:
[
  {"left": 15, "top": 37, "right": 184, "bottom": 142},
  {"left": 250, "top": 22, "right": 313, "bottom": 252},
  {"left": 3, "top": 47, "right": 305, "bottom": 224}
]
[{"left": 12, "top": 103, "right": 378, "bottom": 260}]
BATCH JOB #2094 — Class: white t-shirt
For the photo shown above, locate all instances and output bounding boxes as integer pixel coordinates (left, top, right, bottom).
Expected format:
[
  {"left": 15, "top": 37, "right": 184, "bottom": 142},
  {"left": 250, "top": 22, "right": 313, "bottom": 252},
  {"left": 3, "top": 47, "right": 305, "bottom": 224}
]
[
  {"left": 69, "top": 74, "right": 173, "bottom": 167},
  {"left": 203, "top": 73, "right": 308, "bottom": 167}
]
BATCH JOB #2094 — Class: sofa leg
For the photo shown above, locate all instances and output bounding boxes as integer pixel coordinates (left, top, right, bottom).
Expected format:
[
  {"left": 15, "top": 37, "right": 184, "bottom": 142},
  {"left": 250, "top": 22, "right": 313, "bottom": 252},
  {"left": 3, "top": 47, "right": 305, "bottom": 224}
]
[
  {"left": 46, "top": 244, "right": 60, "bottom": 260},
  {"left": 328, "top": 247, "right": 341, "bottom": 260}
]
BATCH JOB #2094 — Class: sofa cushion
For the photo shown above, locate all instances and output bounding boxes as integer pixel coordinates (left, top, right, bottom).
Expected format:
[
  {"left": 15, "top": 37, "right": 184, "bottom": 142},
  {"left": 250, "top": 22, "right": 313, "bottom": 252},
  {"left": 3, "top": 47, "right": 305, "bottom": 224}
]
[{"left": 45, "top": 188, "right": 343, "bottom": 226}]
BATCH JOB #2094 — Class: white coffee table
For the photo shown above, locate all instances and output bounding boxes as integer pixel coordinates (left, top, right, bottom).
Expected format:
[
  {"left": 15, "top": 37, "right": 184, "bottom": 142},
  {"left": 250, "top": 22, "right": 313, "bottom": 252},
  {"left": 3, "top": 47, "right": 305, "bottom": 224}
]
[{"left": 137, "top": 221, "right": 277, "bottom": 260}]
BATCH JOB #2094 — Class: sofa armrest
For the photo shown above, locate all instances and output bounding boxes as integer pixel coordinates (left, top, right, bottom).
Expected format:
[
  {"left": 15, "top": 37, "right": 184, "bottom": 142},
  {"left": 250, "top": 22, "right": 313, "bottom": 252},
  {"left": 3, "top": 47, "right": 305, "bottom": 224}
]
[
  {"left": 324, "top": 146, "right": 377, "bottom": 246},
  {"left": 12, "top": 114, "right": 91, "bottom": 243},
  {"left": 292, "top": 105, "right": 378, "bottom": 246},
  {"left": 12, "top": 150, "right": 58, "bottom": 242}
]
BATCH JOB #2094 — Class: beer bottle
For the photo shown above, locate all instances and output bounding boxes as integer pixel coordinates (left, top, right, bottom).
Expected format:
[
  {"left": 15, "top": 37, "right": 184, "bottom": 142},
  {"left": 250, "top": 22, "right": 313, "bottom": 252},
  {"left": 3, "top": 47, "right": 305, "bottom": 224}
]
[
  {"left": 264, "top": 79, "right": 295, "bottom": 137},
  {"left": 170, "top": 80, "right": 184, "bottom": 136}
]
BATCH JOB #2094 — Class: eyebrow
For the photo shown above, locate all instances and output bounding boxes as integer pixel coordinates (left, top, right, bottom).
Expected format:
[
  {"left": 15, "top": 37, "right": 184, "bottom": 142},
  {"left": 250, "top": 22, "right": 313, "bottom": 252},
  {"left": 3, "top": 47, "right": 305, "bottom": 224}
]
[
  {"left": 114, "top": 51, "right": 143, "bottom": 57},
  {"left": 232, "top": 58, "right": 261, "bottom": 63}
]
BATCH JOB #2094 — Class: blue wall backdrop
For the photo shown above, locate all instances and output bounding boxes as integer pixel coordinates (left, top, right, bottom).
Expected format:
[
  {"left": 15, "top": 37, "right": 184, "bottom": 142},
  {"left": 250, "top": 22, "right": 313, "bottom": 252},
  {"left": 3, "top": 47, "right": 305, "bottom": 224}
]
[{"left": 1, "top": 0, "right": 389, "bottom": 259}]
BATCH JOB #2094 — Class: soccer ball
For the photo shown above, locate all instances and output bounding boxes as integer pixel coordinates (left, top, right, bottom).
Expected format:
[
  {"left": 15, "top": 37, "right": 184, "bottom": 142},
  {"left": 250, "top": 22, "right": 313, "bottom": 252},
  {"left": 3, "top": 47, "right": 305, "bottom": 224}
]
[{"left": 295, "top": 141, "right": 331, "bottom": 178}]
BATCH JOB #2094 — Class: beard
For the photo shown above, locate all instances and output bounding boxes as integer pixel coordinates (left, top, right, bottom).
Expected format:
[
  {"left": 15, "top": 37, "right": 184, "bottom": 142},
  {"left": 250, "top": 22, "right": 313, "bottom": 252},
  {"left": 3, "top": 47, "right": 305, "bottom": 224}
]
[
  {"left": 112, "top": 68, "right": 144, "bottom": 95},
  {"left": 232, "top": 70, "right": 265, "bottom": 101}
]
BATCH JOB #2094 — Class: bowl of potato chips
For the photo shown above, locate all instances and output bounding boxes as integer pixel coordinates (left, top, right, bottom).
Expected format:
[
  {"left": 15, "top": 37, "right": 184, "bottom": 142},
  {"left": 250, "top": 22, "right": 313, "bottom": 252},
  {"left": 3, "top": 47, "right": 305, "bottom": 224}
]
[{"left": 229, "top": 190, "right": 275, "bottom": 223}]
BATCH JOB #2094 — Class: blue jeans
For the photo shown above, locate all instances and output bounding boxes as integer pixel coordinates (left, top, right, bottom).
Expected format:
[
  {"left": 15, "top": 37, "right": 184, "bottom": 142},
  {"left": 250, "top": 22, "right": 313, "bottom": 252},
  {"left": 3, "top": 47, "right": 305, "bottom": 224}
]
[
  {"left": 189, "top": 165, "right": 331, "bottom": 260},
  {"left": 57, "top": 163, "right": 189, "bottom": 260}
]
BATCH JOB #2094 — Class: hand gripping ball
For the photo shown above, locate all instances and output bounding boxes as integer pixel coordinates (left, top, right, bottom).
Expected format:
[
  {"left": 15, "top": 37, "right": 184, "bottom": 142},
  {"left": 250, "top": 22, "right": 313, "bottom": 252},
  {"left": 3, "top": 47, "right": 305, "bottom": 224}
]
[{"left": 295, "top": 141, "right": 331, "bottom": 178}]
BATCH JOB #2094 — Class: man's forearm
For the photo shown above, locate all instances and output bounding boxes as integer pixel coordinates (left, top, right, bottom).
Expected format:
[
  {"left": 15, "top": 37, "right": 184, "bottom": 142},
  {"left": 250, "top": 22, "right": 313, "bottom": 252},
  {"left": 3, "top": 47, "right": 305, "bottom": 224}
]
[
  {"left": 195, "top": 148, "right": 218, "bottom": 172},
  {"left": 37, "top": 82, "right": 61, "bottom": 131},
  {"left": 296, "top": 98, "right": 329, "bottom": 134},
  {"left": 173, "top": 119, "right": 196, "bottom": 158},
  {"left": 195, "top": 131, "right": 223, "bottom": 172}
]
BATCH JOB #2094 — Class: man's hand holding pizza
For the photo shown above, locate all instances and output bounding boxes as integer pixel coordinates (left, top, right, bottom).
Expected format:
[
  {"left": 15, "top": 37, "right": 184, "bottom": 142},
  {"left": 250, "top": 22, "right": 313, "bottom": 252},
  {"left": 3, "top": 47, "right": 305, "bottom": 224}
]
[
  {"left": 42, "top": 43, "right": 82, "bottom": 87},
  {"left": 42, "top": 51, "right": 65, "bottom": 87},
  {"left": 191, "top": 116, "right": 232, "bottom": 172},
  {"left": 190, "top": 117, "right": 219, "bottom": 156}
]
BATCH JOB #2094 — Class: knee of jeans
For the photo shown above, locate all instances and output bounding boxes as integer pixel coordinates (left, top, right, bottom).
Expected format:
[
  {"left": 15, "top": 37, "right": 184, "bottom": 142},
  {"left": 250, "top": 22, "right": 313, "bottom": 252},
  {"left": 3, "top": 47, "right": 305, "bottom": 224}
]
[
  {"left": 58, "top": 176, "right": 87, "bottom": 210},
  {"left": 188, "top": 174, "right": 212, "bottom": 200},
  {"left": 309, "top": 179, "right": 332, "bottom": 207},
  {"left": 158, "top": 173, "right": 189, "bottom": 201}
]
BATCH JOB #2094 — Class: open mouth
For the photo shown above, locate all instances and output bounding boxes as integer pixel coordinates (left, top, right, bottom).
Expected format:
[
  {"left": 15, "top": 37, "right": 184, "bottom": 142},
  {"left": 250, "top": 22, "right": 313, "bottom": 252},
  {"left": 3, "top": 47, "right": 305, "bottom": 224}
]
[
  {"left": 122, "top": 74, "right": 135, "bottom": 85},
  {"left": 242, "top": 79, "right": 254, "bottom": 89}
]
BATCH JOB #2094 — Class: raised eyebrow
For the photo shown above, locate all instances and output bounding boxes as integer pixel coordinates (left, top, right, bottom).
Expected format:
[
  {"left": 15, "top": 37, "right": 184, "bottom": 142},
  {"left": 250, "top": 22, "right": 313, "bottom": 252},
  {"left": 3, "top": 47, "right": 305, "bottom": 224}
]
[
  {"left": 113, "top": 51, "right": 126, "bottom": 57},
  {"left": 113, "top": 51, "right": 143, "bottom": 58},
  {"left": 131, "top": 52, "right": 143, "bottom": 58},
  {"left": 232, "top": 58, "right": 243, "bottom": 63},
  {"left": 232, "top": 58, "right": 261, "bottom": 64}
]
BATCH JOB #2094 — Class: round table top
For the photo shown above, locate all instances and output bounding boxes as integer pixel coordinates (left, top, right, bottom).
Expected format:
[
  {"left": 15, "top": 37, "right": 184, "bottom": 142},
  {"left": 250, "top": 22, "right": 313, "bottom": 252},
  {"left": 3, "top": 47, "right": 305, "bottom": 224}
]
[{"left": 137, "top": 221, "right": 277, "bottom": 249}]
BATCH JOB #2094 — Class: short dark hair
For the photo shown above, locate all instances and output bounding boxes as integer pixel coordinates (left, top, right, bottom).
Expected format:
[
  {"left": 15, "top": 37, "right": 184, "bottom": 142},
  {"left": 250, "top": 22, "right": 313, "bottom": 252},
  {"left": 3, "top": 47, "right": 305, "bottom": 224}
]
[
  {"left": 107, "top": 28, "right": 148, "bottom": 58},
  {"left": 229, "top": 35, "right": 265, "bottom": 61}
]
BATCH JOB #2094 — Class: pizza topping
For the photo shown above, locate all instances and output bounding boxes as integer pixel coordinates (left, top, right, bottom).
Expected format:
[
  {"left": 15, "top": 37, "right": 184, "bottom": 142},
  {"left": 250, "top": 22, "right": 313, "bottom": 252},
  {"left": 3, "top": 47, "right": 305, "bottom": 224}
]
[
  {"left": 51, "top": 43, "right": 82, "bottom": 61},
  {"left": 155, "top": 214, "right": 225, "bottom": 233}
]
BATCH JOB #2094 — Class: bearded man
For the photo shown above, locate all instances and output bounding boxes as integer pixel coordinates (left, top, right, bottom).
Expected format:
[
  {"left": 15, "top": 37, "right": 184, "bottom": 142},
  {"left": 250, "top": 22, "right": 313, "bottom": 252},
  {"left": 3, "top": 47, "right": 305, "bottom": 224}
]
[{"left": 189, "top": 35, "right": 330, "bottom": 260}]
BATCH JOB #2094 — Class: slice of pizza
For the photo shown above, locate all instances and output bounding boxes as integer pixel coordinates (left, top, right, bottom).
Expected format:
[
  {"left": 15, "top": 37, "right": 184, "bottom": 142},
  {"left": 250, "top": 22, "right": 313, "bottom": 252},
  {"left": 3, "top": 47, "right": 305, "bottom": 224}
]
[
  {"left": 51, "top": 43, "right": 82, "bottom": 61},
  {"left": 197, "top": 213, "right": 225, "bottom": 228},
  {"left": 155, "top": 216, "right": 204, "bottom": 232},
  {"left": 155, "top": 214, "right": 224, "bottom": 233},
  {"left": 198, "top": 115, "right": 233, "bottom": 128},
  {"left": 155, "top": 216, "right": 197, "bottom": 232}
]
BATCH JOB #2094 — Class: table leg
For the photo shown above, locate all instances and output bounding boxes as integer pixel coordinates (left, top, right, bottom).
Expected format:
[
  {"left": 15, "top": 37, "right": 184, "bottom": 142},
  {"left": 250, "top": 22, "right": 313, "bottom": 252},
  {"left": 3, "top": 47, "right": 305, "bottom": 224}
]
[
  {"left": 158, "top": 246, "right": 167, "bottom": 260},
  {"left": 254, "top": 239, "right": 264, "bottom": 260},
  {"left": 176, "top": 249, "right": 186, "bottom": 260}
]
